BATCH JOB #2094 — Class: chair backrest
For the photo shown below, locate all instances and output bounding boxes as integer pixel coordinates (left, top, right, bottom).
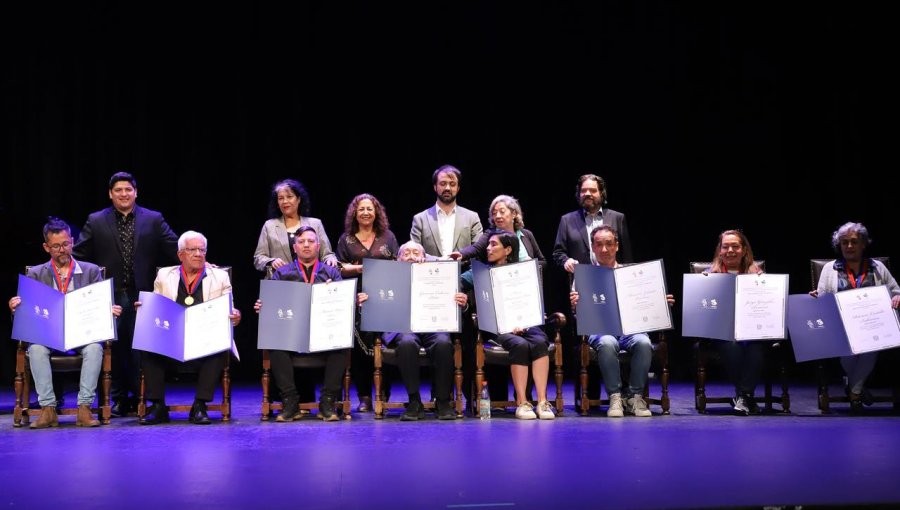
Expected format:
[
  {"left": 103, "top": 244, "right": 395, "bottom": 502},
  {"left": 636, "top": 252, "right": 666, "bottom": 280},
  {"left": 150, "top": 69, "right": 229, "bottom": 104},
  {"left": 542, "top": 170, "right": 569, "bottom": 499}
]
[
  {"left": 809, "top": 257, "right": 891, "bottom": 292},
  {"left": 688, "top": 260, "right": 766, "bottom": 274}
]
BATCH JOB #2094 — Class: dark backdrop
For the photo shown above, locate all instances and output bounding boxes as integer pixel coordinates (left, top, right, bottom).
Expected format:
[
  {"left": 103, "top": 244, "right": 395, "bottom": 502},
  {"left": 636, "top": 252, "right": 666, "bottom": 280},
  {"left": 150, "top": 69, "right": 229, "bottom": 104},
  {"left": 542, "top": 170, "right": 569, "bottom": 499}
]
[{"left": 2, "top": 3, "right": 894, "bottom": 382}]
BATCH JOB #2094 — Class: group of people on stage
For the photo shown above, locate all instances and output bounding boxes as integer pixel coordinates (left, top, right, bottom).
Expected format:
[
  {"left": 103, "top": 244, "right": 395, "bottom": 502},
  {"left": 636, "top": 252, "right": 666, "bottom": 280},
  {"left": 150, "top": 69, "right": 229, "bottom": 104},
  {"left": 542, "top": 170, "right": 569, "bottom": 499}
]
[{"left": 10, "top": 167, "right": 900, "bottom": 428}]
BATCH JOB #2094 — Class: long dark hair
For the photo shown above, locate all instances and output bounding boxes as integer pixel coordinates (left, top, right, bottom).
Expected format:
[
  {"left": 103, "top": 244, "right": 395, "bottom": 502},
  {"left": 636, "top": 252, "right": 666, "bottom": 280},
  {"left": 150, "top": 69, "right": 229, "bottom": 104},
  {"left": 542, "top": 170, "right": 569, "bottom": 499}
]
[
  {"left": 343, "top": 193, "right": 390, "bottom": 236},
  {"left": 267, "top": 179, "right": 311, "bottom": 219},
  {"left": 489, "top": 231, "right": 519, "bottom": 265},
  {"left": 710, "top": 229, "right": 758, "bottom": 274}
]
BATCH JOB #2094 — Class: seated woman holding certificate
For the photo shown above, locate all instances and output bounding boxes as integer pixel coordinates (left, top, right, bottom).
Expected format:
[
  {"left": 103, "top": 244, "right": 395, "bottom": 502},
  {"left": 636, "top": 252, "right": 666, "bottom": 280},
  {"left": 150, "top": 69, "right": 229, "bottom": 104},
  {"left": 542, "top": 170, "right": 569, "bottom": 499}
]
[
  {"left": 335, "top": 193, "right": 400, "bottom": 413},
  {"left": 137, "top": 231, "right": 242, "bottom": 425},
  {"left": 254, "top": 225, "right": 358, "bottom": 422},
  {"left": 704, "top": 229, "right": 764, "bottom": 416},
  {"left": 460, "top": 232, "right": 554, "bottom": 420},
  {"left": 813, "top": 222, "right": 900, "bottom": 412},
  {"left": 569, "top": 225, "right": 674, "bottom": 418}
]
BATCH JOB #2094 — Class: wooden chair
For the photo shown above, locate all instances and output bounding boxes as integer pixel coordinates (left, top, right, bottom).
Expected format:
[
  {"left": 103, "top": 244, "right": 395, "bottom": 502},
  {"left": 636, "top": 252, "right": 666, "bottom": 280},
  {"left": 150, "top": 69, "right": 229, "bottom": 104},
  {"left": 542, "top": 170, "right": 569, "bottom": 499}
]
[
  {"left": 809, "top": 257, "right": 899, "bottom": 413},
  {"left": 574, "top": 329, "right": 670, "bottom": 416},
  {"left": 688, "top": 261, "right": 791, "bottom": 413},
  {"left": 136, "top": 266, "right": 234, "bottom": 421},
  {"left": 370, "top": 333, "right": 465, "bottom": 419},
  {"left": 13, "top": 266, "right": 113, "bottom": 427},
  {"left": 260, "top": 349, "right": 352, "bottom": 420},
  {"left": 471, "top": 312, "right": 566, "bottom": 417}
]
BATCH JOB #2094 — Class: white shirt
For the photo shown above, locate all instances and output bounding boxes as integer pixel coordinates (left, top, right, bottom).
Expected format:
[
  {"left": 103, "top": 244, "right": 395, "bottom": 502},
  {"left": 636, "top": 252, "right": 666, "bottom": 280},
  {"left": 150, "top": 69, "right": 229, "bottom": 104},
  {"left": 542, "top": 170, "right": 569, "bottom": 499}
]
[
  {"left": 585, "top": 208, "right": 604, "bottom": 265},
  {"left": 436, "top": 203, "right": 457, "bottom": 257}
]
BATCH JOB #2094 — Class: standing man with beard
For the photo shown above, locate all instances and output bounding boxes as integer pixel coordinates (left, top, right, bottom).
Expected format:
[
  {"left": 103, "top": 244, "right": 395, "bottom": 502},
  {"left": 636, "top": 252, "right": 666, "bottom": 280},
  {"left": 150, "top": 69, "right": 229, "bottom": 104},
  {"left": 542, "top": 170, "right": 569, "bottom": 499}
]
[
  {"left": 553, "top": 173, "right": 633, "bottom": 272},
  {"left": 410, "top": 165, "right": 483, "bottom": 261},
  {"left": 73, "top": 172, "right": 179, "bottom": 417}
]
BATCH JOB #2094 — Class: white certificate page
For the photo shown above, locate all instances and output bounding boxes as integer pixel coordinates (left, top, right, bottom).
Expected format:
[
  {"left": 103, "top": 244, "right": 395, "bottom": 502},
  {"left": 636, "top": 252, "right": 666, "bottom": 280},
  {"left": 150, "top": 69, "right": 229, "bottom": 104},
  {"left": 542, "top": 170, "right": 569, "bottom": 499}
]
[
  {"left": 309, "top": 279, "right": 357, "bottom": 352},
  {"left": 734, "top": 274, "right": 788, "bottom": 341},
  {"left": 836, "top": 286, "right": 900, "bottom": 354},
  {"left": 410, "top": 262, "right": 460, "bottom": 333},
  {"left": 184, "top": 294, "right": 233, "bottom": 361},
  {"left": 64, "top": 279, "right": 116, "bottom": 349},
  {"left": 614, "top": 260, "right": 672, "bottom": 335},
  {"left": 491, "top": 261, "right": 544, "bottom": 335}
]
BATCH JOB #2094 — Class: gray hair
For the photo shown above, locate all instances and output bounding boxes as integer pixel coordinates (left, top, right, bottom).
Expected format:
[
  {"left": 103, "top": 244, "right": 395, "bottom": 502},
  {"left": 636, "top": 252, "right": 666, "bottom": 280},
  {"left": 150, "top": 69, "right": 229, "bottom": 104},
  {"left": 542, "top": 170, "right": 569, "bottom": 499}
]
[
  {"left": 398, "top": 241, "right": 425, "bottom": 259},
  {"left": 489, "top": 194, "right": 524, "bottom": 231},
  {"left": 178, "top": 230, "right": 208, "bottom": 251},
  {"left": 831, "top": 222, "right": 871, "bottom": 250}
]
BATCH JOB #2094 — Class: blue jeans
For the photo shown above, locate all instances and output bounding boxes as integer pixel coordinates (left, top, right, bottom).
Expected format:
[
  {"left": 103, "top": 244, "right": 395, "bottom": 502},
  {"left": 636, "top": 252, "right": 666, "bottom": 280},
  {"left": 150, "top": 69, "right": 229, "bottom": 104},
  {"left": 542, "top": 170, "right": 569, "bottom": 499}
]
[
  {"left": 588, "top": 333, "right": 652, "bottom": 397},
  {"left": 841, "top": 352, "right": 878, "bottom": 394},
  {"left": 28, "top": 343, "right": 103, "bottom": 406}
]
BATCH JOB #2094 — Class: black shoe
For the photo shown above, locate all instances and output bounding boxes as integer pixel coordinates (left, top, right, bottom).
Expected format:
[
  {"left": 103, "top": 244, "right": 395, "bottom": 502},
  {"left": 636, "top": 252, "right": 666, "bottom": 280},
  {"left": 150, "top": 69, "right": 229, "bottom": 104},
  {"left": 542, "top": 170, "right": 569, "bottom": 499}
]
[
  {"left": 111, "top": 398, "right": 135, "bottom": 417},
  {"left": 318, "top": 395, "right": 339, "bottom": 422},
  {"left": 861, "top": 387, "right": 875, "bottom": 406},
  {"left": 436, "top": 399, "right": 456, "bottom": 420},
  {"left": 189, "top": 401, "right": 212, "bottom": 425},
  {"left": 139, "top": 403, "right": 170, "bottom": 425},
  {"left": 356, "top": 395, "right": 372, "bottom": 413},
  {"left": 276, "top": 396, "right": 301, "bottom": 422},
  {"left": 401, "top": 398, "right": 425, "bottom": 421},
  {"left": 743, "top": 394, "right": 760, "bottom": 415}
]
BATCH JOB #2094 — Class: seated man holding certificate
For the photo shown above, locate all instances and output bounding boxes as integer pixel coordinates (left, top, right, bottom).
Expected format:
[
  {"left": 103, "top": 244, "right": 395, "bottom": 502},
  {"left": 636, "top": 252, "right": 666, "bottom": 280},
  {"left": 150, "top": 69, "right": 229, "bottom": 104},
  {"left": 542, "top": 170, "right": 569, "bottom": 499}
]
[
  {"left": 379, "top": 241, "right": 467, "bottom": 421},
  {"left": 8, "top": 218, "right": 122, "bottom": 429},
  {"left": 705, "top": 229, "right": 765, "bottom": 415},
  {"left": 813, "top": 222, "right": 900, "bottom": 413},
  {"left": 461, "top": 232, "right": 554, "bottom": 420},
  {"left": 254, "top": 225, "right": 353, "bottom": 422},
  {"left": 137, "top": 231, "right": 242, "bottom": 425},
  {"left": 569, "top": 226, "right": 673, "bottom": 418}
]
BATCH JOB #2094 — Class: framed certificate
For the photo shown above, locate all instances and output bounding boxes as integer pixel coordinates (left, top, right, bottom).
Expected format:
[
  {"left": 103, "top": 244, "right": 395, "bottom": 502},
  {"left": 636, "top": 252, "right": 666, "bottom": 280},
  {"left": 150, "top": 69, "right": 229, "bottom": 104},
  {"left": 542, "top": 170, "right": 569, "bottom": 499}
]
[
  {"left": 788, "top": 286, "right": 900, "bottom": 362},
  {"left": 257, "top": 278, "right": 357, "bottom": 353},
  {"left": 12, "top": 275, "right": 117, "bottom": 350},
  {"left": 682, "top": 273, "right": 789, "bottom": 341},
  {"left": 134, "top": 292, "right": 235, "bottom": 362},
  {"left": 360, "top": 259, "right": 461, "bottom": 334},
  {"left": 574, "top": 260, "right": 672, "bottom": 336},
  {"left": 472, "top": 259, "right": 544, "bottom": 335}
]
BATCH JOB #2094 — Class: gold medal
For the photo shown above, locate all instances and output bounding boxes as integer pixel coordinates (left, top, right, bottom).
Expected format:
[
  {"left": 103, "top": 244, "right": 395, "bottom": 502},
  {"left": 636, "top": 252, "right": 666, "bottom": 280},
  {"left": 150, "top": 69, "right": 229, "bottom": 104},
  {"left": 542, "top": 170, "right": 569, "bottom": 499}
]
[{"left": 184, "top": 296, "right": 194, "bottom": 305}]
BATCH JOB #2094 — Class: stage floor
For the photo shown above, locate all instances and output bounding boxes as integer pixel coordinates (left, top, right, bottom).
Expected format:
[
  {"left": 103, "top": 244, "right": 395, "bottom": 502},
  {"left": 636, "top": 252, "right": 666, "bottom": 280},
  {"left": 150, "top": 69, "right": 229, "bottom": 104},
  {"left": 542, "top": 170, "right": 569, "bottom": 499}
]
[{"left": 2, "top": 380, "right": 898, "bottom": 510}]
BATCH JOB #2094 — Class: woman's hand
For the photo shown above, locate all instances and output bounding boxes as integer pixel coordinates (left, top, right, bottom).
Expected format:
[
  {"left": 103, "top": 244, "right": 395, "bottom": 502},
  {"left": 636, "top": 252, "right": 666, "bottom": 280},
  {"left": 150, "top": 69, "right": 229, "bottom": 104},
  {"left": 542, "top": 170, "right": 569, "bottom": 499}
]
[
  {"left": 112, "top": 305, "right": 123, "bottom": 317},
  {"left": 229, "top": 309, "right": 242, "bottom": 326},
  {"left": 271, "top": 258, "right": 288, "bottom": 270},
  {"left": 569, "top": 290, "right": 579, "bottom": 307},
  {"left": 8, "top": 296, "right": 21, "bottom": 314},
  {"left": 253, "top": 299, "right": 262, "bottom": 313}
]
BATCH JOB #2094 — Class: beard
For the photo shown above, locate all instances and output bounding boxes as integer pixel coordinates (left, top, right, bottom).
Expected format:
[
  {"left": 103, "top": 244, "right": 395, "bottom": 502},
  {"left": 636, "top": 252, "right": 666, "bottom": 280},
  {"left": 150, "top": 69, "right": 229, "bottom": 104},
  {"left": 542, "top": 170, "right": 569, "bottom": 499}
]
[{"left": 438, "top": 191, "right": 457, "bottom": 205}]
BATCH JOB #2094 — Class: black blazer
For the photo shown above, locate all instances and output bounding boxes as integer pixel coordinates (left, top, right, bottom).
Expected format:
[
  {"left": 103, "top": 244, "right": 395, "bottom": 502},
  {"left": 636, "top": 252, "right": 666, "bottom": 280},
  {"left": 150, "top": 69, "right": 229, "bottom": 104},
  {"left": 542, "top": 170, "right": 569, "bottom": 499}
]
[
  {"left": 552, "top": 207, "right": 633, "bottom": 268},
  {"left": 73, "top": 205, "right": 179, "bottom": 292},
  {"left": 459, "top": 228, "right": 546, "bottom": 273}
]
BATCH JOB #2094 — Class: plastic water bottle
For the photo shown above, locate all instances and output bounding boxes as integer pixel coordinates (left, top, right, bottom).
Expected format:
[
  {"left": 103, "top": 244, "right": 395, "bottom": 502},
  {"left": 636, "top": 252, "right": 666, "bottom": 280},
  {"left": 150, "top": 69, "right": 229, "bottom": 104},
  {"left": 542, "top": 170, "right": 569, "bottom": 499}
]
[{"left": 479, "top": 381, "right": 491, "bottom": 420}]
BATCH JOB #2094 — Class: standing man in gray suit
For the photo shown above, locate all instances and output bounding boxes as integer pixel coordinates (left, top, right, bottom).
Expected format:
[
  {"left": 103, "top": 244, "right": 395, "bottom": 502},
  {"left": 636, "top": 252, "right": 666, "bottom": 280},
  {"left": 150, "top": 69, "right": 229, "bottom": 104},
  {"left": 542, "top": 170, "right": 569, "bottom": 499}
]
[{"left": 410, "top": 164, "right": 483, "bottom": 260}]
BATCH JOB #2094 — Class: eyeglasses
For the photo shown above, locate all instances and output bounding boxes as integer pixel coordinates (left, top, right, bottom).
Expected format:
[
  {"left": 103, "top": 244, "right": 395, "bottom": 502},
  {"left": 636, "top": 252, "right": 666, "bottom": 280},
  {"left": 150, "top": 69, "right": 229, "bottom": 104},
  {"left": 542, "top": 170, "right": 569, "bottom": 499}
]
[
  {"left": 182, "top": 247, "right": 207, "bottom": 255},
  {"left": 47, "top": 241, "right": 72, "bottom": 251}
]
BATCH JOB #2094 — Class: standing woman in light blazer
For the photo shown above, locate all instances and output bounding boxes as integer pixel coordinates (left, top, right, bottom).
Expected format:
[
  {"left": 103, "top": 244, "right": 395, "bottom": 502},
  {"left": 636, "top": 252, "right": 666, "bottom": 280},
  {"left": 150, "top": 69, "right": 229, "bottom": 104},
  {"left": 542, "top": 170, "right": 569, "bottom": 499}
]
[{"left": 253, "top": 179, "right": 338, "bottom": 276}]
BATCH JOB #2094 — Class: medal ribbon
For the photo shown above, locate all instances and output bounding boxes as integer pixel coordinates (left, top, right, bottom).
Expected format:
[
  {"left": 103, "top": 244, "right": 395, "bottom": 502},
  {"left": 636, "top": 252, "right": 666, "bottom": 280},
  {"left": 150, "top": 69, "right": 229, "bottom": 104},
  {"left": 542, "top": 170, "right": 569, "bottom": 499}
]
[
  {"left": 181, "top": 265, "right": 206, "bottom": 296},
  {"left": 296, "top": 259, "right": 318, "bottom": 284},
  {"left": 52, "top": 259, "right": 75, "bottom": 294}
]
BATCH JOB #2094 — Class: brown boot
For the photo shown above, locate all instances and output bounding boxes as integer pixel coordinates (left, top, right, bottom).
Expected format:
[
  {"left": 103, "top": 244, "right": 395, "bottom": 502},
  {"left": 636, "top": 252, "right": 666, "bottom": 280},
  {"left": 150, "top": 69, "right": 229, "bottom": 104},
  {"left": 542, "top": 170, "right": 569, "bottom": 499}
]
[
  {"left": 76, "top": 404, "right": 100, "bottom": 427},
  {"left": 30, "top": 406, "right": 59, "bottom": 429}
]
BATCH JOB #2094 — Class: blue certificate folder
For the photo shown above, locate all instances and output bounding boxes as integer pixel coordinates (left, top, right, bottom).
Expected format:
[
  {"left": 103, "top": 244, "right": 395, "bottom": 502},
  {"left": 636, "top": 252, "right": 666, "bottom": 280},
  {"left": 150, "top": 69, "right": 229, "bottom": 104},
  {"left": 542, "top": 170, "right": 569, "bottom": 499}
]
[
  {"left": 359, "top": 259, "right": 461, "bottom": 334},
  {"left": 472, "top": 259, "right": 544, "bottom": 335},
  {"left": 682, "top": 273, "right": 738, "bottom": 341},
  {"left": 574, "top": 264, "right": 622, "bottom": 336},
  {"left": 787, "top": 293, "right": 854, "bottom": 362},
  {"left": 133, "top": 291, "right": 234, "bottom": 362},
  {"left": 257, "top": 279, "right": 357, "bottom": 353},
  {"left": 12, "top": 275, "right": 116, "bottom": 350}
]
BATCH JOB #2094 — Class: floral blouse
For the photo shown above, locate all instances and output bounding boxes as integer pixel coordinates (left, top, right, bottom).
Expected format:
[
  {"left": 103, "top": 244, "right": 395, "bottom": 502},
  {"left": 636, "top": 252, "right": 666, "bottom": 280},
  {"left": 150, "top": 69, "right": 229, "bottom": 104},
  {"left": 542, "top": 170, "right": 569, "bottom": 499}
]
[{"left": 335, "top": 230, "right": 400, "bottom": 267}]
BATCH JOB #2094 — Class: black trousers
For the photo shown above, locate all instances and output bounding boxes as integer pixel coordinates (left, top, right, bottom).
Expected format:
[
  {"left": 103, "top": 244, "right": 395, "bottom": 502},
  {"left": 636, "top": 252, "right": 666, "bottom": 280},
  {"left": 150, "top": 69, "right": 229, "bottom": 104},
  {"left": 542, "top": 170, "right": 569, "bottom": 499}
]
[
  {"left": 389, "top": 333, "right": 453, "bottom": 401},
  {"left": 141, "top": 351, "right": 228, "bottom": 402},
  {"left": 270, "top": 349, "right": 347, "bottom": 400},
  {"left": 112, "top": 289, "right": 140, "bottom": 402}
]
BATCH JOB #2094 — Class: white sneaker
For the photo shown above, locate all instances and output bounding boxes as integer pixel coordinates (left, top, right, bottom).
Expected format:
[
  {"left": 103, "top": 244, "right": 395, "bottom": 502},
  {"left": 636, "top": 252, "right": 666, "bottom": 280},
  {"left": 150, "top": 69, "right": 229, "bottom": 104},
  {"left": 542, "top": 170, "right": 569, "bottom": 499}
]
[
  {"left": 537, "top": 400, "right": 555, "bottom": 420},
  {"left": 626, "top": 395, "right": 652, "bottom": 417},
  {"left": 515, "top": 402, "right": 537, "bottom": 420},
  {"left": 607, "top": 393, "right": 624, "bottom": 417}
]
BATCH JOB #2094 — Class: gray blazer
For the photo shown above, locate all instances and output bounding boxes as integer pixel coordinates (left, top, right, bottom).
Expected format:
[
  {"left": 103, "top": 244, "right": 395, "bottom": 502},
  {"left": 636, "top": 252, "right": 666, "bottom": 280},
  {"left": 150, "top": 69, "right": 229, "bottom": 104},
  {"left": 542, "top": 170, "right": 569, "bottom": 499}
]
[
  {"left": 26, "top": 259, "right": 104, "bottom": 291},
  {"left": 410, "top": 204, "right": 483, "bottom": 258},
  {"left": 253, "top": 216, "right": 337, "bottom": 272}
]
